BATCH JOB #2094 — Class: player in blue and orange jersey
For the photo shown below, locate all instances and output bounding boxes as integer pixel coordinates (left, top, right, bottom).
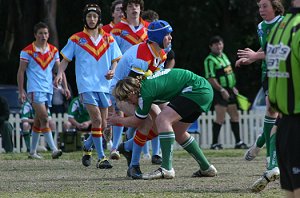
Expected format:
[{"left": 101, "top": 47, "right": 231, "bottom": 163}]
[
  {"left": 109, "top": 20, "right": 174, "bottom": 179},
  {"left": 102, "top": 0, "right": 124, "bottom": 34},
  {"left": 17, "top": 22, "right": 70, "bottom": 159},
  {"left": 110, "top": 0, "right": 149, "bottom": 54},
  {"left": 108, "top": 0, "right": 148, "bottom": 161},
  {"left": 55, "top": 4, "right": 122, "bottom": 169}
]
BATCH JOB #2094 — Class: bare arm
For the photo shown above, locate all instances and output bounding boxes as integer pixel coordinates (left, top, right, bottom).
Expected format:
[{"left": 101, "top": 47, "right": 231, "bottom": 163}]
[
  {"left": 54, "top": 58, "right": 69, "bottom": 87},
  {"left": 17, "top": 61, "right": 28, "bottom": 104},
  {"left": 105, "top": 60, "right": 118, "bottom": 80},
  {"left": 235, "top": 48, "right": 265, "bottom": 67},
  {"left": 208, "top": 78, "right": 230, "bottom": 101},
  {"left": 108, "top": 114, "right": 143, "bottom": 128}
]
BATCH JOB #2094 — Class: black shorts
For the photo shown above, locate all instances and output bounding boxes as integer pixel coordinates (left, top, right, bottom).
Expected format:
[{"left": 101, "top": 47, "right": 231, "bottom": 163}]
[
  {"left": 213, "top": 88, "right": 237, "bottom": 107},
  {"left": 167, "top": 96, "right": 202, "bottom": 123},
  {"left": 276, "top": 114, "right": 300, "bottom": 191}
]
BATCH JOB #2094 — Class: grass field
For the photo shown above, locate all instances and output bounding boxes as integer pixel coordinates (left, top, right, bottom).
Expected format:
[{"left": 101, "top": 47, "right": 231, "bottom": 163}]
[{"left": 0, "top": 149, "right": 283, "bottom": 198}]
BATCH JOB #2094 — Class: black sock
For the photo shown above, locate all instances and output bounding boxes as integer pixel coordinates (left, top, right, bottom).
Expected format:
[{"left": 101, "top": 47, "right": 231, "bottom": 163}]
[
  {"left": 212, "top": 122, "right": 222, "bottom": 144},
  {"left": 230, "top": 121, "right": 241, "bottom": 143}
]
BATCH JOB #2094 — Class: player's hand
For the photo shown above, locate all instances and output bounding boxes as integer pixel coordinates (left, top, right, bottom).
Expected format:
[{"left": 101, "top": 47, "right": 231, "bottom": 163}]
[
  {"left": 235, "top": 58, "right": 250, "bottom": 67},
  {"left": 54, "top": 75, "right": 63, "bottom": 88},
  {"left": 18, "top": 91, "right": 26, "bottom": 104},
  {"left": 64, "top": 88, "right": 71, "bottom": 100},
  {"left": 105, "top": 70, "right": 114, "bottom": 80},
  {"left": 107, "top": 113, "right": 121, "bottom": 125},
  {"left": 221, "top": 89, "right": 230, "bottom": 101}
]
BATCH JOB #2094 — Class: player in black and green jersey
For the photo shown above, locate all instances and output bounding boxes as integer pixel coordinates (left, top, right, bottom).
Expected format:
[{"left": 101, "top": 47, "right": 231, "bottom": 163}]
[
  {"left": 266, "top": 0, "right": 300, "bottom": 195},
  {"left": 109, "top": 68, "right": 217, "bottom": 180},
  {"left": 204, "top": 35, "right": 248, "bottom": 150},
  {"left": 235, "top": 0, "right": 284, "bottom": 192}
]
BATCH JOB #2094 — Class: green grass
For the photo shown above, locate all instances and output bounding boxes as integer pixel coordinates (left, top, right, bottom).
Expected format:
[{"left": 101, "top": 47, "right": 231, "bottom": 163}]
[{"left": 0, "top": 149, "right": 282, "bottom": 198}]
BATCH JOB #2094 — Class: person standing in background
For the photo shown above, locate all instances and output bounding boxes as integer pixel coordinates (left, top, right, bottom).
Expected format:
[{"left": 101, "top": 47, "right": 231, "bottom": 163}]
[
  {"left": 102, "top": 0, "right": 124, "bottom": 33},
  {"left": 204, "top": 36, "right": 248, "bottom": 150}
]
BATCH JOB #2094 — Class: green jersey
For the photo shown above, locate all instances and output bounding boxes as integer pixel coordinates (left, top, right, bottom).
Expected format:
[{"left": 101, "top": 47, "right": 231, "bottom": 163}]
[
  {"left": 204, "top": 52, "right": 236, "bottom": 88},
  {"left": 257, "top": 15, "right": 283, "bottom": 81},
  {"left": 67, "top": 97, "right": 90, "bottom": 123},
  {"left": 266, "top": 9, "right": 300, "bottom": 115},
  {"left": 135, "top": 68, "right": 213, "bottom": 118}
]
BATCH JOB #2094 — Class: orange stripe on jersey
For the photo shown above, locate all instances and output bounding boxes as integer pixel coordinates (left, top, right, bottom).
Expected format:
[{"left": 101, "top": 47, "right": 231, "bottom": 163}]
[
  {"left": 136, "top": 43, "right": 167, "bottom": 72},
  {"left": 111, "top": 18, "right": 149, "bottom": 45},
  {"left": 23, "top": 43, "right": 58, "bottom": 70},
  {"left": 70, "top": 30, "right": 114, "bottom": 61}
]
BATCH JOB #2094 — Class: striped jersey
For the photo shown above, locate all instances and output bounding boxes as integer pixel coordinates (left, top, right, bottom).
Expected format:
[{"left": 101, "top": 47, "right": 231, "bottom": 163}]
[
  {"left": 61, "top": 28, "right": 122, "bottom": 94},
  {"left": 266, "top": 8, "right": 300, "bottom": 115},
  {"left": 204, "top": 52, "right": 236, "bottom": 88},
  {"left": 102, "top": 22, "right": 115, "bottom": 33},
  {"left": 109, "top": 42, "right": 166, "bottom": 93},
  {"left": 111, "top": 18, "right": 149, "bottom": 53},
  {"left": 20, "top": 43, "right": 59, "bottom": 94},
  {"left": 257, "top": 15, "right": 283, "bottom": 81}
]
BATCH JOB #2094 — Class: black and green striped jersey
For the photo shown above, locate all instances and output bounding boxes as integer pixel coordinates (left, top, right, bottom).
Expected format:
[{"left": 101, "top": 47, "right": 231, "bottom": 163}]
[
  {"left": 257, "top": 15, "right": 283, "bottom": 82},
  {"left": 204, "top": 52, "right": 236, "bottom": 88},
  {"left": 266, "top": 8, "right": 300, "bottom": 115}
]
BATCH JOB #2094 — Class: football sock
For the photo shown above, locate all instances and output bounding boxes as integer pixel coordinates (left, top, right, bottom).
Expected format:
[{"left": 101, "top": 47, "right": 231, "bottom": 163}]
[
  {"left": 22, "top": 130, "right": 31, "bottom": 152},
  {"left": 181, "top": 135, "right": 210, "bottom": 171},
  {"left": 268, "top": 133, "right": 278, "bottom": 170},
  {"left": 151, "top": 136, "right": 160, "bottom": 156},
  {"left": 42, "top": 128, "right": 57, "bottom": 151},
  {"left": 142, "top": 141, "right": 150, "bottom": 155},
  {"left": 30, "top": 126, "right": 40, "bottom": 154},
  {"left": 212, "top": 122, "right": 222, "bottom": 144},
  {"left": 230, "top": 121, "right": 241, "bottom": 143},
  {"left": 263, "top": 116, "right": 276, "bottom": 157},
  {"left": 126, "top": 127, "right": 136, "bottom": 140},
  {"left": 255, "top": 133, "right": 265, "bottom": 148},
  {"left": 91, "top": 128, "right": 105, "bottom": 160},
  {"left": 159, "top": 132, "right": 175, "bottom": 170},
  {"left": 83, "top": 134, "right": 93, "bottom": 150},
  {"left": 131, "top": 130, "right": 147, "bottom": 166},
  {"left": 124, "top": 137, "right": 133, "bottom": 151},
  {"left": 111, "top": 125, "right": 124, "bottom": 150}
]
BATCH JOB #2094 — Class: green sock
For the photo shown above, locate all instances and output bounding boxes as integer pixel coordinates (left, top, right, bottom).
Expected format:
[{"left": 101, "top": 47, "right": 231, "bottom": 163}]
[
  {"left": 256, "top": 133, "right": 265, "bottom": 148},
  {"left": 23, "top": 131, "right": 31, "bottom": 152},
  {"left": 268, "top": 133, "right": 278, "bottom": 170},
  {"left": 263, "top": 116, "right": 276, "bottom": 157},
  {"left": 181, "top": 136, "right": 210, "bottom": 171},
  {"left": 159, "top": 132, "right": 175, "bottom": 170}
]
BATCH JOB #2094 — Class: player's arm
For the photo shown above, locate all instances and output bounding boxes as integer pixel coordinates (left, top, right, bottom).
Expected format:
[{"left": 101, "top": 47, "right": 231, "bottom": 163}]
[
  {"left": 54, "top": 58, "right": 69, "bottom": 87},
  {"left": 108, "top": 114, "right": 143, "bottom": 128},
  {"left": 236, "top": 48, "right": 265, "bottom": 66},
  {"left": 17, "top": 60, "right": 28, "bottom": 104}
]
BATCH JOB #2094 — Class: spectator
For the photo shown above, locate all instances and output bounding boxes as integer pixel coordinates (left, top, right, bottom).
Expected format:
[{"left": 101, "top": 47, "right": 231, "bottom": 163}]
[
  {"left": 0, "top": 96, "right": 13, "bottom": 153},
  {"left": 204, "top": 35, "right": 248, "bottom": 150}
]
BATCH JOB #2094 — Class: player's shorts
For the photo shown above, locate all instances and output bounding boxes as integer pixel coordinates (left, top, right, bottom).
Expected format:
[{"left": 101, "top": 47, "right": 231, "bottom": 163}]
[
  {"left": 27, "top": 92, "right": 52, "bottom": 107},
  {"left": 80, "top": 92, "right": 111, "bottom": 108},
  {"left": 276, "top": 114, "right": 300, "bottom": 191},
  {"left": 213, "top": 88, "right": 237, "bottom": 107},
  {"left": 168, "top": 96, "right": 202, "bottom": 123}
]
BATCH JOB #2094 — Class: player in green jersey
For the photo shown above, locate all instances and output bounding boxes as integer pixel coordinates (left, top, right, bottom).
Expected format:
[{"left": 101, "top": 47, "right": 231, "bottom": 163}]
[
  {"left": 266, "top": 0, "right": 300, "bottom": 196},
  {"left": 235, "top": 0, "right": 284, "bottom": 192},
  {"left": 109, "top": 68, "right": 217, "bottom": 180}
]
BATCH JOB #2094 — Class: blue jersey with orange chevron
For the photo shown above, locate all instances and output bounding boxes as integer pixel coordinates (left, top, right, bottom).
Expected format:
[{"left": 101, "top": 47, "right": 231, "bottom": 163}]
[
  {"left": 20, "top": 43, "right": 59, "bottom": 93},
  {"left": 110, "top": 42, "right": 167, "bottom": 93},
  {"left": 111, "top": 18, "right": 149, "bottom": 53},
  {"left": 61, "top": 28, "right": 122, "bottom": 94}
]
